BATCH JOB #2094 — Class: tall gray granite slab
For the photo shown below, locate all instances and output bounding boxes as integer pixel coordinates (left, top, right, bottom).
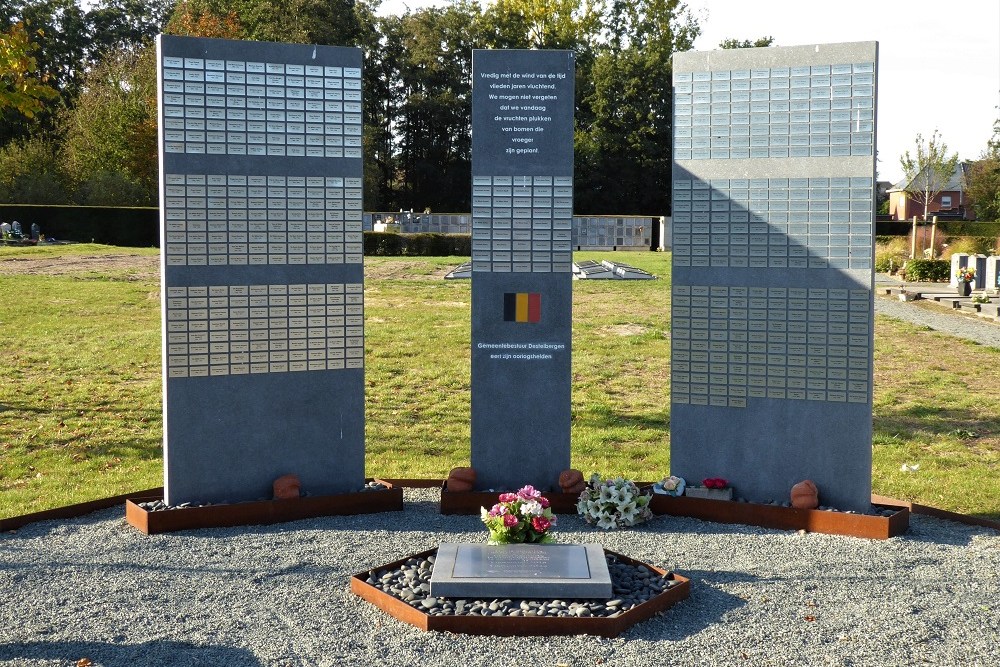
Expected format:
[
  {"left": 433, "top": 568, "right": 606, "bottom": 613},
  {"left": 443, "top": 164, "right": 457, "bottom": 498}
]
[
  {"left": 670, "top": 42, "right": 878, "bottom": 511},
  {"left": 157, "top": 35, "right": 365, "bottom": 504}
]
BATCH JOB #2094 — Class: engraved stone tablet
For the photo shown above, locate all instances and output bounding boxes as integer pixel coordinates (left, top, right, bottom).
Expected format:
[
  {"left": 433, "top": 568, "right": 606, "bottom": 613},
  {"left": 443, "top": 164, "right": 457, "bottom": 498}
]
[{"left": 429, "top": 543, "right": 612, "bottom": 599}]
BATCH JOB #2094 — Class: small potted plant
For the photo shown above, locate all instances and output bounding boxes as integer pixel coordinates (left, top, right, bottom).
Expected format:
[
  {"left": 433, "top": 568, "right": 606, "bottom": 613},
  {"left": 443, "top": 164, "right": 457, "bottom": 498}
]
[
  {"left": 956, "top": 266, "right": 975, "bottom": 296},
  {"left": 684, "top": 477, "right": 733, "bottom": 501},
  {"left": 480, "top": 485, "right": 556, "bottom": 544},
  {"left": 576, "top": 474, "right": 653, "bottom": 529}
]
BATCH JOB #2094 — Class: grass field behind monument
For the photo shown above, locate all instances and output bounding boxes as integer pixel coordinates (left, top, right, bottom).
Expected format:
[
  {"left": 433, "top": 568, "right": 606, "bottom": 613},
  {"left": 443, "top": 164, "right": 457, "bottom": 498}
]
[{"left": 1, "top": 244, "right": 999, "bottom": 519}]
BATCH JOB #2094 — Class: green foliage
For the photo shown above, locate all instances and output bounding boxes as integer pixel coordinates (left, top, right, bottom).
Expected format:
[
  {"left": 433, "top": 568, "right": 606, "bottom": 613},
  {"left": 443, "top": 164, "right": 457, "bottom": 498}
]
[
  {"left": 874, "top": 237, "right": 908, "bottom": 273},
  {"left": 575, "top": 0, "right": 699, "bottom": 214},
  {"left": 718, "top": 36, "right": 774, "bottom": 49},
  {"left": 966, "top": 119, "right": 1000, "bottom": 221},
  {"left": 1, "top": 0, "right": 169, "bottom": 142},
  {"left": 903, "top": 258, "right": 950, "bottom": 282},
  {"left": 941, "top": 236, "right": 996, "bottom": 258},
  {"left": 937, "top": 221, "right": 1000, "bottom": 237},
  {"left": 363, "top": 232, "right": 471, "bottom": 256},
  {"left": 59, "top": 45, "right": 157, "bottom": 206},
  {"left": 0, "top": 21, "right": 57, "bottom": 118},
  {"left": 0, "top": 134, "right": 67, "bottom": 203},
  {"left": 899, "top": 129, "right": 960, "bottom": 221}
]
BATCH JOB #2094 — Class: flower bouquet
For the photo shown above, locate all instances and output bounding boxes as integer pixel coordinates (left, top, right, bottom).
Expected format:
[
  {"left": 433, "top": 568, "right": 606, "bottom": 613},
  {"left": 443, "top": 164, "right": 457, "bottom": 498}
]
[
  {"left": 480, "top": 485, "right": 556, "bottom": 544},
  {"left": 652, "top": 475, "right": 686, "bottom": 497},
  {"left": 684, "top": 477, "right": 733, "bottom": 501},
  {"left": 576, "top": 474, "right": 653, "bottom": 529},
  {"left": 971, "top": 292, "right": 991, "bottom": 304},
  {"left": 956, "top": 266, "right": 976, "bottom": 283}
]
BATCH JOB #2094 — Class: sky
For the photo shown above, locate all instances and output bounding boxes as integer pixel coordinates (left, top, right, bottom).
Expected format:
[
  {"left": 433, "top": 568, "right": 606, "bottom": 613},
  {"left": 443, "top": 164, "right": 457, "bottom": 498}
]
[{"left": 376, "top": 0, "right": 1000, "bottom": 184}]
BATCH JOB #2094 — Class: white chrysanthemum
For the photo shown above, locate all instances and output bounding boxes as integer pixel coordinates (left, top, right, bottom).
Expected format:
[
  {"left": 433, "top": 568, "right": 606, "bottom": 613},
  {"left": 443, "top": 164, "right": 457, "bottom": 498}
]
[
  {"left": 596, "top": 512, "right": 617, "bottom": 530},
  {"left": 520, "top": 499, "right": 543, "bottom": 517}
]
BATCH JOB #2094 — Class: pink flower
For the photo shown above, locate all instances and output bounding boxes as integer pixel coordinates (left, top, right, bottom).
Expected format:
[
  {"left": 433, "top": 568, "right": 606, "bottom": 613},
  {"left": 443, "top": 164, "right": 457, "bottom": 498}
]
[
  {"left": 488, "top": 503, "right": 506, "bottom": 517},
  {"left": 517, "top": 485, "right": 541, "bottom": 500},
  {"left": 531, "top": 516, "right": 551, "bottom": 532},
  {"left": 503, "top": 513, "right": 519, "bottom": 527},
  {"left": 538, "top": 496, "right": 550, "bottom": 509},
  {"left": 498, "top": 492, "right": 517, "bottom": 503}
]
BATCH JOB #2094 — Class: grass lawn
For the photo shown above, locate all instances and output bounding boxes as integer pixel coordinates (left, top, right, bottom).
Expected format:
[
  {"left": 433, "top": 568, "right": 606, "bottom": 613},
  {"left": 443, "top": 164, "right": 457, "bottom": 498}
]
[{"left": 1, "top": 245, "right": 998, "bottom": 519}]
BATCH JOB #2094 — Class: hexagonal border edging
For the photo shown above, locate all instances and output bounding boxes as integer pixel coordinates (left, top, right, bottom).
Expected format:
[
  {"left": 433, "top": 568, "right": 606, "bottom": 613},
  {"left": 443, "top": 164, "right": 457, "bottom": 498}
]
[
  {"left": 350, "top": 547, "right": 691, "bottom": 638},
  {"left": 124, "top": 479, "right": 403, "bottom": 535}
]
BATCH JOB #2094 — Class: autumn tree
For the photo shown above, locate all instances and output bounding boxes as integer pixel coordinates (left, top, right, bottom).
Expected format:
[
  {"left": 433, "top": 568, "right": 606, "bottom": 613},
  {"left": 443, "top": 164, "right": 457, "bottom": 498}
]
[
  {"left": 0, "top": 21, "right": 57, "bottom": 118},
  {"left": 966, "top": 118, "right": 1000, "bottom": 221},
  {"left": 899, "top": 129, "right": 960, "bottom": 221}
]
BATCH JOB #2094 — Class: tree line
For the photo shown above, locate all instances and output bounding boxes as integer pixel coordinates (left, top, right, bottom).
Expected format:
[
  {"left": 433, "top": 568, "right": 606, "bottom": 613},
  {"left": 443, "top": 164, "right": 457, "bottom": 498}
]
[{"left": 1, "top": 0, "right": 707, "bottom": 214}]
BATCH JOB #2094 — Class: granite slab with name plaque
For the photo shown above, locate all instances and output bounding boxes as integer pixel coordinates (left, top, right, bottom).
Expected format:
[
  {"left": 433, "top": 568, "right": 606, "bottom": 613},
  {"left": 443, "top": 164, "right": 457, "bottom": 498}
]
[{"left": 429, "top": 543, "right": 612, "bottom": 599}]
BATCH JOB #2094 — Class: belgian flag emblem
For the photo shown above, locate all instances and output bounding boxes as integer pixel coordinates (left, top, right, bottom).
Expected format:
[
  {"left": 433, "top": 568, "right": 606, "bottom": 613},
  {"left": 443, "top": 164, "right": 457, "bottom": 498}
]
[{"left": 503, "top": 292, "right": 541, "bottom": 323}]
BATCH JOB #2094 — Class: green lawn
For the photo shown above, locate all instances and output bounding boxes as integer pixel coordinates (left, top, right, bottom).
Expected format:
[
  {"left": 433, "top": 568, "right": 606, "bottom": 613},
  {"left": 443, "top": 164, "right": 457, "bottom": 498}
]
[{"left": 1, "top": 245, "right": 998, "bottom": 519}]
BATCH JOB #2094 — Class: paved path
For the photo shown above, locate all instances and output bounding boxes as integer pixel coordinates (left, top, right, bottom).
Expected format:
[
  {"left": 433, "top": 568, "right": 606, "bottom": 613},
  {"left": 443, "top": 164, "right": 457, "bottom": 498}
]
[{"left": 874, "top": 276, "right": 1000, "bottom": 349}]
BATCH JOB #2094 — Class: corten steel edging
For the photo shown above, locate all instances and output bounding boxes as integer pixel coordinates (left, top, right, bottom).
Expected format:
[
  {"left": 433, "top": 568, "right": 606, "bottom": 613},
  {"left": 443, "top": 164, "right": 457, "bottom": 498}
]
[
  {"left": 125, "top": 480, "right": 404, "bottom": 535},
  {"left": 648, "top": 494, "right": 909, "bottom": 539},
  {"left": 379, "top": 478, "right": 445, "bottom": 489},
  {"left": 871, "top": 494, "right": 1000, "bottom": 533},
  {"left": 440, "top": 482, "right": 581, "bottom": 515},
  {"left": 0, "top": 487, "right": 163, "bottom": 532},
  {"left": 350, "top": 547, "right": 690, "bottom": 638}
]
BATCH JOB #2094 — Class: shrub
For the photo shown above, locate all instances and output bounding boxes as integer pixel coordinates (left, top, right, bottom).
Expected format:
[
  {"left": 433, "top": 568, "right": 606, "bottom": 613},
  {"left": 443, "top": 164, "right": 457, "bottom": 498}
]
[
  {"left": 363, "top": 232, "right": 470, "bottom": 256},
  {"left": 874, "top": 237, "right": 909, "bottom": 273},
  {"left": 941, "top": 236, "right": 997, "bottom": 258},
  {"left": 903, "top": 259, "right": 950, "bottom": 282}
]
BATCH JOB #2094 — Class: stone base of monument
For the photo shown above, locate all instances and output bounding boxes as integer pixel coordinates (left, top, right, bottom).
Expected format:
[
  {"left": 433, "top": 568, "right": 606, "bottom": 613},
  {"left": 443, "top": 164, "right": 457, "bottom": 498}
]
[
  {"left": 439, "top": 481, "right": 581, "bottom": 515},
  {"left": 350, "top": 547, "right": 690, "bottom": 637},
  {"left": 648, "top": 493, "right": 909, "bottom": 540},
  {"left": 124, "top": 480, "right": 403, "bottom": 535}
]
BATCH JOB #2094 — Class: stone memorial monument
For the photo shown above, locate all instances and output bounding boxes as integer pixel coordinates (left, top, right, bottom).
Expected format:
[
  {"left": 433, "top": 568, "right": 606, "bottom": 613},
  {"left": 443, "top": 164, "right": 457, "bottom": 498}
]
[
  {"left": 469, "top": 50, "right": 575, "bottom": 491},
  {"left": 670, "top": 42, "right": 878, "bottom": 511},
  {"left": 430, "top": 543, "right": 612, "bottom": 599},
  {"left": 157, "top": 35, "right": 365, "bottom": 505}
]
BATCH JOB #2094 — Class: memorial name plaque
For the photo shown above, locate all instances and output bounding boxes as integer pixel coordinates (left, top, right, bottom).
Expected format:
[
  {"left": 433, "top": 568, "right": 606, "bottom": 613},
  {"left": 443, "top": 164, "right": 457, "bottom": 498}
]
[
  {"left": 670, "top": 42, "right": 878, "bottom": 511},
  {"left": 469, "top": 49, "right": 575, "bottom": 491},
  {"left": 429, "top": 543, "right": 612, "bottom": 599},
  {"left": 157, "top": 35, "right": 365, "bottom": 505}
]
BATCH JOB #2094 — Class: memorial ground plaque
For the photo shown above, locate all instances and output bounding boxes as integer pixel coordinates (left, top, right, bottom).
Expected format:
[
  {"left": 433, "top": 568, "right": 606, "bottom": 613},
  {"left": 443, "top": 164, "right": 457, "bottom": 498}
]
[
  {"left": 470, "top": 50, "right": 575, "bottom": 491},
  {"left": 429, "top": 543, "right": 612, "bottom": 598},
  {"left": 157, "top": 35, "right": 365, "bottom": 504},
  {"left": 670, "top": 43, "right": 878, "bottom": 511}
]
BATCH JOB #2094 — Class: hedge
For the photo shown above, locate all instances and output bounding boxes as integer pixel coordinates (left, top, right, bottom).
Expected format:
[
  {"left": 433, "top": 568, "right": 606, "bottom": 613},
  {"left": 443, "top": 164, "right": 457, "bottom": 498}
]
[
  {"left": 363, "top": 232, "right": 470, "bottom": 256},
  {"left": 0, "top": 204, "right": 158, "bottom": 246},
  {"left": 876, "top": 220, "right": 1000, "bottom": 237}
]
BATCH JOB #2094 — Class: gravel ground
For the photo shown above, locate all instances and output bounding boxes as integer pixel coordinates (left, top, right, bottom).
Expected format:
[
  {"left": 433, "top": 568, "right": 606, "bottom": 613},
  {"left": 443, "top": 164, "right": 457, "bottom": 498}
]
[
  {"left": 2, "top": 488, "right": 998, "bottom": 667},
  {"left": 874, "top": 276, "right": 1000, "bottom": 348}
]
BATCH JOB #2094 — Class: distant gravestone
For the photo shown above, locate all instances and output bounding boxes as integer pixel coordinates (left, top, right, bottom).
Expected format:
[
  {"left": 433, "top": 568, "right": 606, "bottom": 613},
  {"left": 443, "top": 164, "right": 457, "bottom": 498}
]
[
  {"left": 469, "top": 50, "right": 575, "bottom": 491},
  {"left": 429, "top": 543, "right": 612, "bottom": 599},
  {"left": 985, "top": 256, "right": 1000, "bottom": 290},
  {"left": 157, "top": 35, "right": 366, "bottom": 505},
  {"left": 670, "top": 42, "right": 878, "bottom": 512},
  {"left": 950, "top": 253, "right": 971, "bottom": 287}
]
